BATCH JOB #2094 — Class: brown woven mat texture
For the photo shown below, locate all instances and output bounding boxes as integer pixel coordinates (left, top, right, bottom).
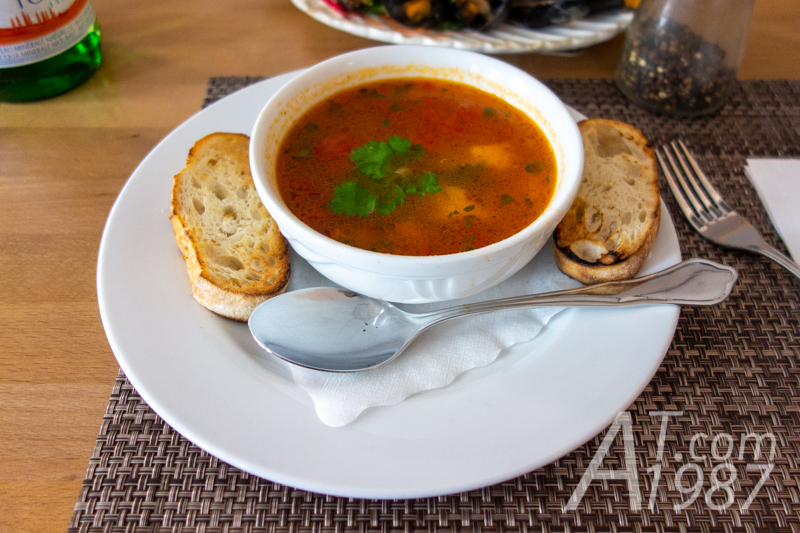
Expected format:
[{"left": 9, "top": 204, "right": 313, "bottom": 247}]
[{"left": 70, "top": 78, "right": 800, "bottom": 533}]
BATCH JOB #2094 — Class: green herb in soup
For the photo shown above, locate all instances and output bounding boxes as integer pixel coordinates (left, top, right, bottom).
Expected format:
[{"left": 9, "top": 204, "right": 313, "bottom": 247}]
[
  {"left": 276, "top": 78, "right": 557, "bottom": 256},
  {"left": 328, "top": 136, "right": 441, "bottom": 217}
]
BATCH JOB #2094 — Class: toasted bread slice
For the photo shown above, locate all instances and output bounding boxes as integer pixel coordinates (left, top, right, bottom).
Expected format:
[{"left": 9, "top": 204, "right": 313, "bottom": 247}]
[
  {"left": 553, "top": 119, "right": 660, "bottom": 284},
  {"left": 170, "top": 132, "right": 290, "bottom": 321}
]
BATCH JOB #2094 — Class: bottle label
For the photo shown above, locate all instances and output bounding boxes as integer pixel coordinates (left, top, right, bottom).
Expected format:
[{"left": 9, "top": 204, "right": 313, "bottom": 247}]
[{"left": 0, "top": 0, "right": 96, "bottom": 67}]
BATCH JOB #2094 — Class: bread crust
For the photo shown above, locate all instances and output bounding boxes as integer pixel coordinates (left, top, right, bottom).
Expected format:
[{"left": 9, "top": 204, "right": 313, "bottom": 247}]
[
  {"left": 169, "top": 132, "right": 290, "bottom": 321},
  {"left": 553, "top": 119, "right": 660, "bottom": 284},
  {"left": 553, "top": 204, "right": 660, "bottom": 284}
]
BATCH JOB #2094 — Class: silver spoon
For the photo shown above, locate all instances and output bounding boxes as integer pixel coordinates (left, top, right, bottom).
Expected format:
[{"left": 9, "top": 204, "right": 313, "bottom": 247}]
[{"left": 248, "top": 258, "right": 737, "bottom": 373}]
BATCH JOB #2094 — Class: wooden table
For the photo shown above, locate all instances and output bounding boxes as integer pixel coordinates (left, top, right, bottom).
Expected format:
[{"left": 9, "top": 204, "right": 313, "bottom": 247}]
[{"left": 1, "top": 0, "right": 798, "bottom": 531}]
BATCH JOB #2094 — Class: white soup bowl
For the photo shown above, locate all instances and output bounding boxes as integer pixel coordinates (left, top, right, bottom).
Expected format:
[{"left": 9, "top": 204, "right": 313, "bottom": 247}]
[{"left": 250, "top": 45, "right": 583, "bottom": 303}]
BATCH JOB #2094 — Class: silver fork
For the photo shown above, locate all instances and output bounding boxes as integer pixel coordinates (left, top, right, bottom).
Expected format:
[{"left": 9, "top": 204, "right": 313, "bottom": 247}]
[{"left": 657, "top": 140, "right": 800, "bottom": 280}]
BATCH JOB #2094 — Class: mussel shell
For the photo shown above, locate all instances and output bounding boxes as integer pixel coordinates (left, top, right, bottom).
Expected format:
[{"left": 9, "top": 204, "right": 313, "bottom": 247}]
[
  {"left": 508, "top": 0, "right": 589, "bottom": 29},
  {"left": 452, "top": 0, "right": 512, "bottom": 31},
  {"left": 383, "top": 0, "right": 455, "bottom": 28},
  {"left": 585, "top": 0, "right": 626, "bottom": 11},
  {"left": 508, "top": 0, "right": 626, "bottom": 29}
]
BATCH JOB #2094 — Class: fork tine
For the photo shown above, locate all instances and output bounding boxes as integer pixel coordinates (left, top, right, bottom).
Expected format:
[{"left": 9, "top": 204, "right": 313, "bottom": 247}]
[
  {"left": 675, "top": 140, "right": 731, "bottom": 213},
  {"left": 669, "top": 141, "right": 715, "bottom": 213},
  {"left": 657, "top": 146, "right": 709, "bottom": 222},
  {"left": 657, "top": 149, "right": 700, "bottom": 224}
]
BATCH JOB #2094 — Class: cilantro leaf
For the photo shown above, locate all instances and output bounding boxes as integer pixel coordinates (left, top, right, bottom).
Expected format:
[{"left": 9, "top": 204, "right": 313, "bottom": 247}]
[
  {"left": 525, "top": 161, "right": 547, "bottom": 173},
  {"left": 401, "top": 172, "right": 440, "bottom": 196},
  {"left": 327, "top": 101, "right": 343, "bottom": 115},
  {"left": 392, "top": 143, "right": 426, "bottom": 168},
  {"left": 330, "top": 182, "right": 377, "bottom": 217},
  {"left": 388, "top": 136, "right": 410, "bottom": 153},
  {"left": 350, "top": 137, "right": 414, "bottom": 179},
  {"left": 350, "top": 141, "right": 393, "bottom": 179},
  {"left": 417, "top": 172, "right": 441, "bottom": 195},
  {"left": 375, "top": 202, "right": 395, "bottom": 215},
  {"left": 292, "top": 146, "right": 311, "bottom": 161},
  {"left": 376, "top": 185, "right": 405, "bottom": 215},
  {"left": 331, "top": 182, "right": 406, "bottom": 217},
  {"left": 393, "top": 83, "right": 413, "bottom": 96},
  {"left": 369, "top": 239, "right": 395, "bottom": 253},
  {"left": 333, "top": 138, "right": 441, "bottom": 217}
]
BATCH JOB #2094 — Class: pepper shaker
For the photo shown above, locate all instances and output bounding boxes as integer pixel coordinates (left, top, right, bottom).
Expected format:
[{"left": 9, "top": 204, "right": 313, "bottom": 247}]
[{"left": 614, "top": 0, "right": 754, "bottom": 117}]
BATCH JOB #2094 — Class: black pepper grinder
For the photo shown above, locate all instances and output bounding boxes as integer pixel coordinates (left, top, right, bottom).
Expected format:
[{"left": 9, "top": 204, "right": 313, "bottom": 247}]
[{"left": 614, "top": 0, "right": 754, "bottom": 117}]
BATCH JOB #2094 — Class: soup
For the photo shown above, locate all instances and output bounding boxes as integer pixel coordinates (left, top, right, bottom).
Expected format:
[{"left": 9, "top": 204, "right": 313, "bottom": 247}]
[{"left": 276, "top": 77, "right": 557, "bottom": 256}]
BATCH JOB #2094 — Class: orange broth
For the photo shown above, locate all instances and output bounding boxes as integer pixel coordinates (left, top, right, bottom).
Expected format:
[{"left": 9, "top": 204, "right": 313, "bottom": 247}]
[{"left": 276, "top": 77, "right": 557, "bottom": 256}]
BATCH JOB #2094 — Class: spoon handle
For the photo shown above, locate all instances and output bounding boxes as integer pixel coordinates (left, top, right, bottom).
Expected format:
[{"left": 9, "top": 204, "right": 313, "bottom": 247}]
[{"left": 417, "top": 258, "right": 737, "bottom": 324}]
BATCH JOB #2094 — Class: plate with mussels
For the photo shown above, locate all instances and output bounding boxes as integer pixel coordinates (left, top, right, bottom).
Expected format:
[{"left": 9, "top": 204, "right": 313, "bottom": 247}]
[{"left": 293, "top": 0, "right": 638, "bottom": 54}]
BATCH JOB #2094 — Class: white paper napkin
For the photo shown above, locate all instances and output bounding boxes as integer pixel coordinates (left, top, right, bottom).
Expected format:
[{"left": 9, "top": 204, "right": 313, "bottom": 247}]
[
  {"left": 744, "top": 159, "right": 800, "bottom": 260},
  {"left": 283, "top": 240, "right": 579, "bottom": 427}
]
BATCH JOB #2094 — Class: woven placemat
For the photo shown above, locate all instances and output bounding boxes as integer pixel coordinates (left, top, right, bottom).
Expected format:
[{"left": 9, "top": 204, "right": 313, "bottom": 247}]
[{"left": 70, "top": 78, "right": 800, "bottom": 533}]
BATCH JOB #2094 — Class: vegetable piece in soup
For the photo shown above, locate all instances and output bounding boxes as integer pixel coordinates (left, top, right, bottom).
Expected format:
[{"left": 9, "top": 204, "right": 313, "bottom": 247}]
[{"left": 276, "top": 78, "right": 557, "bottom": 256}]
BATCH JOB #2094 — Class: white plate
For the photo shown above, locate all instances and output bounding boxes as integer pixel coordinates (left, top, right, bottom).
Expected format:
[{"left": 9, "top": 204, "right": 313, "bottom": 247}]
[
  {"left": 97, "top": 72, "right": 681, "bottom": 499},
  {"left": 292, "top": 0, "right": 634, "bottom": 54}
]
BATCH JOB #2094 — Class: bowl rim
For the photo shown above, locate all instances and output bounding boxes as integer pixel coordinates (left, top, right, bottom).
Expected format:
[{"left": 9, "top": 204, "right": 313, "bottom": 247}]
[{"left": 250, "top": 45, "right": 583, "bottom": 274}]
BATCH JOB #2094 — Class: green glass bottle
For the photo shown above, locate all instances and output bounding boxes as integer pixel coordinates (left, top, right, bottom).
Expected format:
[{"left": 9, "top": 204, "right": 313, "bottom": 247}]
[{"left": 0, "top": 0, "right": 102, "bottom": 102}]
